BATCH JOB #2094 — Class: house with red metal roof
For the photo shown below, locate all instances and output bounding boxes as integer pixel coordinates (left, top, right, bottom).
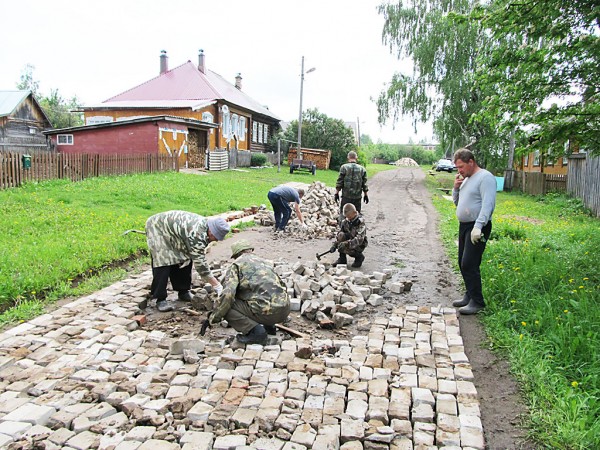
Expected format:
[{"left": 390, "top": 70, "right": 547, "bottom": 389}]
[{"left": 71, "top": 50, "right": 280, "bottom": 168}]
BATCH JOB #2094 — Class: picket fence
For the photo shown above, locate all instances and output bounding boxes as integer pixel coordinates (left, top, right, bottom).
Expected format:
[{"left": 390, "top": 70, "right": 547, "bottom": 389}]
[{"left": 0, "top": 152, "right": 179, "bottom": 190}]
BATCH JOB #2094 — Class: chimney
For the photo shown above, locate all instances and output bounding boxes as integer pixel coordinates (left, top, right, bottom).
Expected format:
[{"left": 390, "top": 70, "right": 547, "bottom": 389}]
[
  {"left": 159, "top": 50, "right": 168, "bottom": 74},
  {"left": 235, "top": 73, "right": 243, "bottom": 90},
  {"left": 198, "top": 49, "right": 206, "bottom": 74}
]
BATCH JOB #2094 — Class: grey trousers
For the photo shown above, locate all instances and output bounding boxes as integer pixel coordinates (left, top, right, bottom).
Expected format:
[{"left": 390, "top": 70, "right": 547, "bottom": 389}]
[{"left": 225, "top": 299, "right": 290, "bottom": 334}]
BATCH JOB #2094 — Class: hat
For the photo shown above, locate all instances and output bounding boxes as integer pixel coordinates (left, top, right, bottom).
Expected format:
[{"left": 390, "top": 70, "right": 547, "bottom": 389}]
[
  {"left": 207, "top": 217, "right": 230, "bottom": 241},
  {"left": 231, "top": 240, "right": 254, "bottom": 258}
]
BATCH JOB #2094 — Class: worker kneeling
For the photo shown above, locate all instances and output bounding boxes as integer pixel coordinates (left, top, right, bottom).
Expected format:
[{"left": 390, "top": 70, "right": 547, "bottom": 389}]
[
  {"left": 207, "top": 240, "right": 290, "bottom": 345},
  {"left": 333, "top": 203, "right": 368, "bottom": 268}
]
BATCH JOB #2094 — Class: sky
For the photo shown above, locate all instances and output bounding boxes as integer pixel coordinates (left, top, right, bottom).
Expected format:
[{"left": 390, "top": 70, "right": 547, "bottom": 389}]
[{"left": 1, "top": 0, "right": 435, "bottom": 144}]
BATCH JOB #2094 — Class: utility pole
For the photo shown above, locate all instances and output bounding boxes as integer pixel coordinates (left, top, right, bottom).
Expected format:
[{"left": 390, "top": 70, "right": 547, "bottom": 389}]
[{"left": 297, "top": 56, "right": 315, "bottom": 161}]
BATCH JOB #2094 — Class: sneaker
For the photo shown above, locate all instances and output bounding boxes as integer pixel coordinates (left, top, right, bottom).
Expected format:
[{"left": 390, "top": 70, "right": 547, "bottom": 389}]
[
  {"left": 236, "top": 324, "right": 268, "bottom": 345},
  {"left": 458, "top": 302, "right": 485, "bottom": 315},
  {"left": 452, "top": 293, "right": 470, "bottom": 308},
  {"left": 351, "top": 253, "right": 365, "bottom": 268},
  {"left": 156, "top": 299, "right": 174, "bottom": 312},
  {"left": 178, "top": 291, "right": 194, "bottom": 302}
]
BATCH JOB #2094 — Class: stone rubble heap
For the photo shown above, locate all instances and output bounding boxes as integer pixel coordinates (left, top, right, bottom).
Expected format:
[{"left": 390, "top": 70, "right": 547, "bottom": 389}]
[
  {"left": 272, "top": 260, "right": 412, "bottom": 329},
  {"left": 390, "top": 158, "right": 420, "bottom": 167},
  {"left": 254, "top": 182, "right": 339, "bottom": 239},
  {"left": 0, "top": 270, "right": 484, "bottom": 449}
]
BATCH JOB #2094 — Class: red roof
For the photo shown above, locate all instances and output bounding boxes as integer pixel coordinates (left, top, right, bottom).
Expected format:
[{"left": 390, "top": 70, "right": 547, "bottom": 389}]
[{"left": 97, "top": 62, "right": 279, "bottom": 120}]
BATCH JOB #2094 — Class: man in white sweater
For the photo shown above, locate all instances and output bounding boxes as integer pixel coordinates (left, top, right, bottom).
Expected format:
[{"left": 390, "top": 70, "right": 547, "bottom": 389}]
[{"left": 451, "top": 148, "right": 497, "bottom": 315}]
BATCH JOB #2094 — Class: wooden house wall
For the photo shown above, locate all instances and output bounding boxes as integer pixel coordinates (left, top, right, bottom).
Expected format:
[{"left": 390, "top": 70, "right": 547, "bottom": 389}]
[
  {"left": 156, "top": 120, "right": 188, "bottom": 167},
  {"left": 0, "top": 96, "right": 51, "bottom": 151},
  {"left": 520, "top": 154, "right": 569, "bottom": 175}
]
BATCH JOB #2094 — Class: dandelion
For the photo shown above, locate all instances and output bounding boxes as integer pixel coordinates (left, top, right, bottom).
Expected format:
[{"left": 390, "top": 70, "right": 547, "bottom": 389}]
[
  {"left": 583, "top": 277, "right": 589, "bottom": 281},
  {"left": 579, "top": 286, "right": 584, "bottom": 289},
  {"left": 564, "top": 310, "right": 569, "bottom": 313},
  {"left": 535, "top": 320, "right": 539, "bottom": 325},
  {"left": 510, "top": 299, "right": 516, "bottom": 304},
  {"left": 521, "top": 321, "right": 527, "bottom": 326},
  {"left": 569, "top": 278, "right": 574, "bottom": 283},
  {"left": 519, "top": 334, "right": 523, "bottom": 340},
  {"left": 571, "top": 381, "right": 579, "bottom": 388}
]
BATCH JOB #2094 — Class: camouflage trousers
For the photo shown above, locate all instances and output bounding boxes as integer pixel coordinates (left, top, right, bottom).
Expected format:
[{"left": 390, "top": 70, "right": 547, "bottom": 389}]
[{"left": 225, "top": 299, "right": 290, "bottom": 334}]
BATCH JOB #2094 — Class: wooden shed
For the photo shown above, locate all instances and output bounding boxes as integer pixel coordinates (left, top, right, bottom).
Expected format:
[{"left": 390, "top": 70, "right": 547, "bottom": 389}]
[
  {"left": 288, "top": 148, "right": 332, "bottom": 170},
  {"left": 0, "top": 90, "right": 52, "bottom": 152}
]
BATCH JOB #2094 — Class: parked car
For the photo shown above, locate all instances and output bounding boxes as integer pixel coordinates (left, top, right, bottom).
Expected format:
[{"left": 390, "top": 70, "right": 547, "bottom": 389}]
[{"left": 435, "top": 159, "right": 456, "bottom": 172}]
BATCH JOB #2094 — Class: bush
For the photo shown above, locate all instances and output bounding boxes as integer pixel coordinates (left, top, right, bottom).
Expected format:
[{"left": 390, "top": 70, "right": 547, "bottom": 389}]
[{"left": 250, "top": 153, "right": 267, "bottom": 167}]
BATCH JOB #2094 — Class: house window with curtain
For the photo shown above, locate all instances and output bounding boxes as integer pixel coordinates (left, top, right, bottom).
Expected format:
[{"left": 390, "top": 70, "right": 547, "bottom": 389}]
[
  {"left": 263, "top": 124, "right": 269, "bottom": 143},
  {"left": 239, "top": 117, "right": 246, "bottom": 141},
  {"left": 258, "top": 123, "right": 263, "bottom": 143},
  {"left": 533, "top": 150, "right": 540, "bottom": 166},
  {"left": 58, "top": 134, "right": 74, "bottom": 145},
  {"left": 232, "top": 114, "right": 239, "bottom": 139},
  {"left": 252, "top": 121, "right": 258, "bottom": 143},
  {"left": 222, "top": 106, "right": 230, "bottom": 140},
  {"left": 524, "top": 154, "right": 529, "bottom": 167}
]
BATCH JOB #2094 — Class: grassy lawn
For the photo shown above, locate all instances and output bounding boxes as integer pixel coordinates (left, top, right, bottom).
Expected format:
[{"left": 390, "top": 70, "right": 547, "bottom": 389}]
[
  {"left": 1, "top": 163, "right": 395, "bottom": 323},
  {"left": 425, "top": 170, "right": 600, "bottom": 449}
]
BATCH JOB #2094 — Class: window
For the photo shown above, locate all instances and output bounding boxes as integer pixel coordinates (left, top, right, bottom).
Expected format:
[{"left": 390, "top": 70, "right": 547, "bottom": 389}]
[
  {"left": 232, "top": 114, "right": 239, "bottom": 138},
  {"left": 252, "top": 121, "right": 258, "bottom": 143},
  {"left": 263, "top": 124, "right": 268, "bottom": 143},
  {"left": 258, "top": 123, "right": 263, "bottom": 143},
  {"left": 533, "top": 150, "right": 540, "bottom": 166},
  {"left": 221, "top": 106, "right": 230, "bottom": 140},
  {"left": 524, "top": 154, "right": 529, "bottom": 167},
  {"left": 239, "top": 117, "right": 246, "bottom": 141},
  {"left": 57, "top": 134, "right": 74, "bottom": 145},
  {"left": 202, "top": 112, "right": 213, "bottom": 123}
]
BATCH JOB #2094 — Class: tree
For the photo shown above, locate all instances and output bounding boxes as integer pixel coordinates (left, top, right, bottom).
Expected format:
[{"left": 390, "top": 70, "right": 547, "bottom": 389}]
[
  {"left": 376, "top": 0, "right": 508, "bottom": 172},
  {"left": 360, "top": 134, "right": 373, "bottom": 145},
  {"left": 16, "top": 65, "right": 84, "bottom": 128},
  {"left": 283, "top": 108, "right": 358, "bottom": 170},
  {"left": 473, "top": 0, "right": 600, "bottom": 157}
]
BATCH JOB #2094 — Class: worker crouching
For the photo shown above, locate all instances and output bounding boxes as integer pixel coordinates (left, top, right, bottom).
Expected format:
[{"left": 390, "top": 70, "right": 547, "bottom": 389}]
[
  {"left": 333, "top": 203, "right": 368, "bottom": 268},
  {"left": 206, "top": 240, "right": 290, "bottom": 345}
]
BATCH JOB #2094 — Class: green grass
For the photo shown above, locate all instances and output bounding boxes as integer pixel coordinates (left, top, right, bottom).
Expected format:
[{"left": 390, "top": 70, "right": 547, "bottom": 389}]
[
  {"left": 0, "top": 164, "right": 394, "bottom": 323},
  {"left": 425, "top": 174, "right": 600, "bottom": 449}
]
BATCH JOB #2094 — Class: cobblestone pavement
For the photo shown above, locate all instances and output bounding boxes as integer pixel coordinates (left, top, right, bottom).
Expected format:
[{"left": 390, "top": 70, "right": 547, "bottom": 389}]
[{"left": 0, "top": 269, "right": 484, "bottom": 449}]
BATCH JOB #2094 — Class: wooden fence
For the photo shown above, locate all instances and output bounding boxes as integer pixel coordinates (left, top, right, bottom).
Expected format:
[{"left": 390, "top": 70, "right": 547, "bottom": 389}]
[
  {"left": 567, "top": 154, "right": 600, "bottom": 217},
  {"left": 0, "top": 152, "right": 179, "bottom": 190},
  {"left": 510, "top": 171, "right": 567, "bottom": 196}
]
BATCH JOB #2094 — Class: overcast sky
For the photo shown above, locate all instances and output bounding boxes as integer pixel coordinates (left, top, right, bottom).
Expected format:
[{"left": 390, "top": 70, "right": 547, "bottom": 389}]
[{"left": 1, "top": 0, "right": 434, "bottom": 144}]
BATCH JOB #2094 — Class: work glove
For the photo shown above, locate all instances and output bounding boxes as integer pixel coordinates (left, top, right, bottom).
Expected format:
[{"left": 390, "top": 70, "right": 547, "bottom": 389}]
[
  {"left": 214, "top": 283, "right": 223, "bottom": 296},
  {"left": 334, "top": 192, "right": 340, "bottom": 204},
  {"left": 470, "top": 227, "right": 482, "bottom": 245},
  {"left": 301, "top": 223, "right": 308, "bottom": 229},
  {"left": 363, "top": 194, "right": 369, "bottom": 204},
  {"left": 200, "top": 312, "right": 212, "bottom": 336},
  {"left": 329, "top": 243, "right": 338, "bottom": 253}
]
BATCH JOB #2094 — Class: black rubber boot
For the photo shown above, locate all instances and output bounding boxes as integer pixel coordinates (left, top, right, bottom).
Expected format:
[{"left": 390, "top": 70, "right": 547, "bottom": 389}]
[
  {"left": 452, "top": 293, "right": 470, "bottom": 308},
  {"left": 351, "top": 253, "right": 365, "bottom": 268},
  {"left": 332, "top": 253, "right": 348, "bottom": 267},
  {"left": 178, "top": 291, "right": 193, "bottom": 302},
  {"left": 236, "top": 325, "right": 268, "bottom": 345},
  {"left": 264, "top": 324, "right": 277, "bottom": 335},
  {"left": 156, "top": 299, "right": 174, "bottom": 312},
  {"left": 459, "top": 301, "right": 485, "bottom": 315}
]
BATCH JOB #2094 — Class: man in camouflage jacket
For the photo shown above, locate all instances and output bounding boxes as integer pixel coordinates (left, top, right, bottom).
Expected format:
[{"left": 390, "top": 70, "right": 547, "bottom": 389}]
[
  {"left": 209, "top": 240, "right": 290, "bottom": 345},
  {"left": 334, "top": 203, "right": 368, "bottom": 268},
  {"left": 146, "top": 210, "right": 230, "bottom": 312},
  {"left": 335, "top": 151, "right": 368, "bottom": 218}
]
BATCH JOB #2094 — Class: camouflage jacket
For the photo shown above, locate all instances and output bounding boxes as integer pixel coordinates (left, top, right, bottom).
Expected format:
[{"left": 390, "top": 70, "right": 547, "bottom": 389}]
[
  {"left": 337, "top": 214, "right": 368, "bottom": 253},
  {"left": 211, "top": 254, "right": 289, "bottom": 323},
  {"left": 336, "top": 162, "right": 368, "bottom": 199},
  {"left": 145, "top": 210, "right": 212, "bottom": 278}
]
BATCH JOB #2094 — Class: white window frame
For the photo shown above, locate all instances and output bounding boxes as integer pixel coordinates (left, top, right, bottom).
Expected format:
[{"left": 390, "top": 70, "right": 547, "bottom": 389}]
[
  {"left": 221, "top": 105, "right": 230, "bottom": 140},
  {"left": 533, "top": 150, "right": 540, "bottom": 166},
  {"left": 263, "top": 124, "right": 268, "bottom": 143},
  {"left": 232, "top": 114, "right": 239, "bottom": 139},
  {"left": 524, "top": 154, "right": 529, "bottom": 167},
  {"left": 258, "top": 122, "right": 263, "bottom": 143},
  {"left": 202, "top": 112, "right": 214, "bottom": 123},
  {"left": 57, "top": 134, "right": 74, "bottom": 145},
  {"left": 239, "top": 117, "right": 246, "bottom": 141}
]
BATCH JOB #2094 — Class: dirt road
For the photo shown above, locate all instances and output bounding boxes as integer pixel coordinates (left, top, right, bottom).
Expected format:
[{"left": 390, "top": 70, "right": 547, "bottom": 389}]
[{"left": 201, "top": 167, "right": 530, "bottom": 449}]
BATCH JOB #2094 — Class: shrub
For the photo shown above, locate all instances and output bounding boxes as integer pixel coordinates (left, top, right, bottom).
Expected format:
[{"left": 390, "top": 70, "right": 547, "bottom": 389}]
[{"left": 250, "top": 153, "right": 267, "bottom": 167}]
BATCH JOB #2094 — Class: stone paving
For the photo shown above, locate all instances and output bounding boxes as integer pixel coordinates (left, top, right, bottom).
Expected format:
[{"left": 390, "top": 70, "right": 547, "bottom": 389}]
[{"left": 0, "top": 269, "right": 484, "bottom": 449}]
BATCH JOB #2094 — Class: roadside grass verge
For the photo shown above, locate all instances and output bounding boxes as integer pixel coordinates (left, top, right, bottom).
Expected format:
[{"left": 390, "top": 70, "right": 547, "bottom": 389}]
[
  {"left": 425, "top": 173, "right": 600, "bottom": 449},
  {"left": 1, "top": 164, "right": 394, "bottom": 324}
]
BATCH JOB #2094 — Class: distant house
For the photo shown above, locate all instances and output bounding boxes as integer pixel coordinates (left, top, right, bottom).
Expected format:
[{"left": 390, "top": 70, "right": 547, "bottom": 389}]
[
  {"left": 77, "top": 50, "right": 281, "bottom": 168},
  {"left": 518, "top": 140, "right": 576, "bottom": 176},
  {"left": 44, "top": 115, "right": 217, "bottom": 168},
  {"left": 0, "top": 90, "right": 52, "bottom": 152}
]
